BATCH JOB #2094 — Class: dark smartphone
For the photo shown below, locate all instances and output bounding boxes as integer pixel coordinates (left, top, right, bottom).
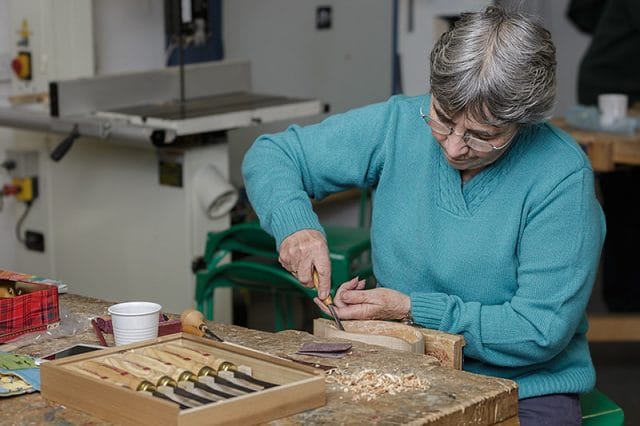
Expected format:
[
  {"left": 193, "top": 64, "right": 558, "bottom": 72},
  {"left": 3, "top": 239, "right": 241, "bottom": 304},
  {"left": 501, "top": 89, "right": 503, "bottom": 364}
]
[{"left": 37, "top": 344, "right": 104, "bottom": 363}]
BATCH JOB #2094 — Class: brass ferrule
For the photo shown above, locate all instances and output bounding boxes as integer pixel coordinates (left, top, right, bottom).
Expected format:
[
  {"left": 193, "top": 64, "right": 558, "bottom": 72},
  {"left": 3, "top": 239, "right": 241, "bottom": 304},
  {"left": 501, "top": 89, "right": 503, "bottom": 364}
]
[
  {"left": 137, "top": 380, "right": 156, "bottom": 392},
  {"left": 157, "top": 376, "right": 178, "bottom": 388},
  {"left": 217, "top": 361, "right": 236, "bottom": 372},
  {"left": 197, "top": 366, "right": 217, "bottom": 377},
  {"left": 179, "top": 371, "right": 197, "bottom": 382}
]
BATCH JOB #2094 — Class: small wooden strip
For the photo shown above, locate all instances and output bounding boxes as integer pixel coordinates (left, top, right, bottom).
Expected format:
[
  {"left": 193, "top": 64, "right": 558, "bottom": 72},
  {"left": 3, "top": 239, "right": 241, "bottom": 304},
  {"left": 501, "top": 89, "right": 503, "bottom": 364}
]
[{"left": 417, "top": 328, "right": 465, "bottom": 370}]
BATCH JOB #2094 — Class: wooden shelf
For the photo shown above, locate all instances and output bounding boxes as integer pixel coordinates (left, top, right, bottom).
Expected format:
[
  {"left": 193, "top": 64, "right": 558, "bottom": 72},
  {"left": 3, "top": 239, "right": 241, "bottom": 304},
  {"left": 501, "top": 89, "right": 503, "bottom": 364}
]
[{"left": 587, "top": 314, "right": 640, "bottom": 342}]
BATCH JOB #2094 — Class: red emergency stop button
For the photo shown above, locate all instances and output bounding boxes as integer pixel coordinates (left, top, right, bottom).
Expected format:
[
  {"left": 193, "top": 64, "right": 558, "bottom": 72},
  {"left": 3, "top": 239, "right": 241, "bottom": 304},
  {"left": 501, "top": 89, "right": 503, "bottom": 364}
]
[{"left": 11, "top": 52, "right": 32, "bottom": 80}]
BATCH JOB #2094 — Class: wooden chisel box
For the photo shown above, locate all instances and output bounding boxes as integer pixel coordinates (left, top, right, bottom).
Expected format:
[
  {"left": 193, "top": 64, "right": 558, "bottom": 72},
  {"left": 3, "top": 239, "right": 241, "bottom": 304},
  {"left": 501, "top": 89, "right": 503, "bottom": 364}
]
[{"left": 41, "top": 333, "right": 326, "bottom": 425}]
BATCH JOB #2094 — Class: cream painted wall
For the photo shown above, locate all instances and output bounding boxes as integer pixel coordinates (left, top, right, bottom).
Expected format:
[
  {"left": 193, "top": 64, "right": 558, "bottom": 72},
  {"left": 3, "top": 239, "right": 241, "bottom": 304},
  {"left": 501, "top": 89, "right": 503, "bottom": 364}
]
[{"left": 0, "top": 0, "right": 17, "bottom": 268}]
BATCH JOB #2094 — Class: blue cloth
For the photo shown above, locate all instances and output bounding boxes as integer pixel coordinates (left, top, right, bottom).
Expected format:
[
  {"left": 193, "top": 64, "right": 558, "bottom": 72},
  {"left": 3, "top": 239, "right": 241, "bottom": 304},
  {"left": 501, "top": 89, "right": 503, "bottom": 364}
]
[
  {"left": 242, "top": 95, "right": 606, "bottom": 399},
  {"left": 0, "top": 352, "right": 40, "bottom": 392}
]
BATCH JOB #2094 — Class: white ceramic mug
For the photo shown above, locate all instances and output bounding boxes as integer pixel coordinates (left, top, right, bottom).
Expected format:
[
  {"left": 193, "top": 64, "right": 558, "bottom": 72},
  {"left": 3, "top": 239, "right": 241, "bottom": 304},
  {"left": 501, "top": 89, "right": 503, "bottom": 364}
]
[
  {"left": 108, "top": 301, "right": 162, "bottom": 346},
  {"left": 598, "top": 94, "right": 628, "bottom": 127}
]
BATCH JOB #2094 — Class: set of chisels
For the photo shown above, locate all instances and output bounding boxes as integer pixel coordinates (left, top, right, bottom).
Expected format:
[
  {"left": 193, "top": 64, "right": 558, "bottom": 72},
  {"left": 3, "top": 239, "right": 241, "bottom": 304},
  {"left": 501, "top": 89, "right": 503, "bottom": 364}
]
[{"left": 71, "top": 343, "right": 277, "bottom": 409}]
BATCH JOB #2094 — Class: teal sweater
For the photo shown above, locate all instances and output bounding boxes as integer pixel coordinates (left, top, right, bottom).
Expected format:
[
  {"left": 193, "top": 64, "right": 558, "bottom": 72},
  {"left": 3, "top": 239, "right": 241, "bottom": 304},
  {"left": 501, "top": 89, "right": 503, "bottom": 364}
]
[{"left": 242, "top": 95, "right": 606, "bottom": 399}]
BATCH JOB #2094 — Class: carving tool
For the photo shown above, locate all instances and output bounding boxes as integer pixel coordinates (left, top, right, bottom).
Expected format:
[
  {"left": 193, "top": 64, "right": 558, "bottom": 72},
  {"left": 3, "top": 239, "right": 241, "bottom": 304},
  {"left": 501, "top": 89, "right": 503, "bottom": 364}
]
[
  {"left": 142, "top": 346, "right": 259, "bottom": 393},
  {"left": 313, "top": 269, "right": 344, "bottom": 331},
  {"left": 162, "top": 343, "right": 277, "bottom": 389},
  {"left": 103, "top": 356, "right": 216, "bottom": 405},
  {"left": 276, "top": 353, "right": 336, "bottom": 371},
  {"left": 75, "top": 360, "right": 190, "bottom": 409},
  {"left": 180, "top": 309, "right": 223, "bottom": 342},
  {"left": 123, "top": 351, "right": 236, "bottom": 399}
]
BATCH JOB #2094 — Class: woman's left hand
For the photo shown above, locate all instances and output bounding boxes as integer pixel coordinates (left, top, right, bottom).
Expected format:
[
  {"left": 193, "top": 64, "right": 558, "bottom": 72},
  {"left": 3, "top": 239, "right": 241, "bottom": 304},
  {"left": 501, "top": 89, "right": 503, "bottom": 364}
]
[{"left": 314, "top": 278, "right": 411, "bottom": 321}]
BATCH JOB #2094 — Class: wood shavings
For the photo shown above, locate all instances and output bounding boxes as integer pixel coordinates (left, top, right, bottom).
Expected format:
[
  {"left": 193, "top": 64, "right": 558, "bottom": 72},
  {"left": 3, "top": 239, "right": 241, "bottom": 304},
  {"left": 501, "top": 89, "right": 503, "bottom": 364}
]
[{"left": 326, "top": 369, "right": 428, "bottom": 401}]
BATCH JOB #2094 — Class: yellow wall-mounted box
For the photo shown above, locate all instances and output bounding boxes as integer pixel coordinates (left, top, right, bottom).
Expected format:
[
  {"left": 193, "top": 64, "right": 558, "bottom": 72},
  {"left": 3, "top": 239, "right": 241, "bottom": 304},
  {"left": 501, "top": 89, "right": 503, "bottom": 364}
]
[{"left": 12, "top": 176, "right": 38, "bottom": 202}]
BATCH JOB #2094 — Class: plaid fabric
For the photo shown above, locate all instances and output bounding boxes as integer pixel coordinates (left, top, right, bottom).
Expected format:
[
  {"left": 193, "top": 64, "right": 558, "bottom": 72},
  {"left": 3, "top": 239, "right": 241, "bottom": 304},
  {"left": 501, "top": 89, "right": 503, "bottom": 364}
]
[{"left": 0, "top": 270, "right": 60, "bottom": 343}]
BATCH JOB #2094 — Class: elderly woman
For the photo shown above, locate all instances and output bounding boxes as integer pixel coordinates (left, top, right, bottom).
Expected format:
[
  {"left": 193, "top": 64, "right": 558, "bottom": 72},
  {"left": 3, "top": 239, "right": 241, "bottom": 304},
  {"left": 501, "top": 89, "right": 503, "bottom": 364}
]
[{"left": 242, "top": 6, "right": 605, "bottom": 424}]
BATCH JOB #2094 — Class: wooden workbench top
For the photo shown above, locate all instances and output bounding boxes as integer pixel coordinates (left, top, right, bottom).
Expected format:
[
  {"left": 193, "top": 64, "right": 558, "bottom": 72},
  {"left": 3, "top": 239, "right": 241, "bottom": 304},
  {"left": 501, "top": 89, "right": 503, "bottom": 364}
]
[
  {"left": 3, "top": 294, "right": 518, "bottom": 425},
  {"left": 551, "top": 117, "right": 640, "bottom": 172}
]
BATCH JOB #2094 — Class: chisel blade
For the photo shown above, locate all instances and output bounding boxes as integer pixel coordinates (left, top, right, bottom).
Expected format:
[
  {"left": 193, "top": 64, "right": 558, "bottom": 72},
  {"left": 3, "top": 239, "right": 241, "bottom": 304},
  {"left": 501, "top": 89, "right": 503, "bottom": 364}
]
[
  {"left": 172, "top": 386, "right": 215, "bottom": 405},
  {"left": 149, "top": 389, "right": 191, "bottom": 409},
  {"left": 192, "top": 380, "right": 236, "bottom": 399},
  {"left": 326, "top": 303, "right": 344, "bottom": 331},
  {"left": 232, "top": 371, "right": 277, "bottom": 389},
  {"left": 209, "top": 374, "right": 258, "bottom": 393},
  {"left": 313, "top": 269, "right": 344, "bottom": 331}
]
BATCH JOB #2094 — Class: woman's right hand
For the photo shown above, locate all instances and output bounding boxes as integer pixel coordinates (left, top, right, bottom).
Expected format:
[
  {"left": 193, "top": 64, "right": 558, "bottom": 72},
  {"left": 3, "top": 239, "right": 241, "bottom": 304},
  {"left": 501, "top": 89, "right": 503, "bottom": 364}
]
[{"left": 279, "top": 229, "right": 332, "bottom": 299}]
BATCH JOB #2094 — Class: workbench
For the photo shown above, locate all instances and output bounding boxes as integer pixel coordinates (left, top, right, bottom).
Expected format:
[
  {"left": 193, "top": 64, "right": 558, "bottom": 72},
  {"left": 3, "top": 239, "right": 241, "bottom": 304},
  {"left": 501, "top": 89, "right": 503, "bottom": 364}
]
[
  {"left": 3, "top": 294, "right": 519, "bottom": 425},
  {"left": 552, "top": 117, "right": 640, "bottom": 172}
]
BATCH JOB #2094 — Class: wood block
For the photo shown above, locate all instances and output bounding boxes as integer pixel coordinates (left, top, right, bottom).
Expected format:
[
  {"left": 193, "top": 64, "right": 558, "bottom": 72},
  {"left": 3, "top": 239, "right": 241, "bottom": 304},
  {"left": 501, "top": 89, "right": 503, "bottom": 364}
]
[
  {"left": 314, "top": 319, "right": 465, "bottom": 369},
  {"left": 418, "top": 327, "right": 465, "bottom": 370},
  {"left": 313, "top": 318, "right": 425, "bottom": 354}
]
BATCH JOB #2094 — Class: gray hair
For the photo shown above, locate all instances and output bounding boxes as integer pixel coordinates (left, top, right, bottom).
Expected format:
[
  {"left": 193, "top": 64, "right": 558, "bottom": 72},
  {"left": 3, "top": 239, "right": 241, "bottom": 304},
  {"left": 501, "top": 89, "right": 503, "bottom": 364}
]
[{"left": 430, "top": 6, "right": 556, "bottom": 126}]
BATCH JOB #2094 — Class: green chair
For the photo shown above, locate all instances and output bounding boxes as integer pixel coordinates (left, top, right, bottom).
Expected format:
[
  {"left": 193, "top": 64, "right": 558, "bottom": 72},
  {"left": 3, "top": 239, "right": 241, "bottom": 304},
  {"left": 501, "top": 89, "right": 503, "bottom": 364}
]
[
  {"left": 193, "top": 192, "right": 373, "bottom": 329},
  {"left": 196, "top": 259, "right": 316, "bottom": 331},
  {"left": 581, "top": 389, "right": 624, "bottom": 425}
]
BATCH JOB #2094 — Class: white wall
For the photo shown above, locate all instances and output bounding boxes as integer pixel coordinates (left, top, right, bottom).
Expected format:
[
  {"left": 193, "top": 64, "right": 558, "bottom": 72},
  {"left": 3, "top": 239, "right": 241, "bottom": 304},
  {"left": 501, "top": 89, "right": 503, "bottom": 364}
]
[
  {"left": 92, "top": 0, "right": 165, "bottom": 75},
  {"left": 0, "top": 124, "right": 17, "bottom": 270},
  {"left": 224, "top": 0, "right": 394, "bottom": 227},
  {"left": 224, "top": 0, "right": 393, "bottom": 114},
  {"left": 0, "top": 0, "right": 10, "bottom": 82},
  {"left": 0, "top": 0, "right": 16, "bottom": 269},
  {"left": 397, "top": 0, "right": 491, "bottom": 96}
]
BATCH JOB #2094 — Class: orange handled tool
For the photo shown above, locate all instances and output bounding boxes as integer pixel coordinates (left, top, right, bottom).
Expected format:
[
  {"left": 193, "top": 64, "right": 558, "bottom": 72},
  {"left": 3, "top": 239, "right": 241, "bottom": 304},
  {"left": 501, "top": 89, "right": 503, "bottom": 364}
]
[{"left": 313, "top": 269, "right": 344, "bottom": 331}]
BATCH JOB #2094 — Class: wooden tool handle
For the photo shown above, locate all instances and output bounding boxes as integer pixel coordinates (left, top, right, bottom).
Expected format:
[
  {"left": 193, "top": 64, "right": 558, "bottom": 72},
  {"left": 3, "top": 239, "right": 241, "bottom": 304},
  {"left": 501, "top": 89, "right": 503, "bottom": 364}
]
[
  {"left": 123, "top": 352, "right": 186, "bottom": 382},
  {"left": 144, "top": 347, "right": 206, "bottom": 374},
  {"left": 104, "top": 356, "right": 173, "bottom": 386},
  {"left": 181, "top": 309, "right": 207, "bottom": 337},
  {"left": 180, "top": 308, "right": 223, "bottom": 341},
  {"left": 313, "top": 270, "right": 333, "bottom": 305},
  {"left": 79, "top": 360, "right": 150, "bottom": 391},
  {"left": 164, "top": 343, "right": 233, "bottom": 372}
]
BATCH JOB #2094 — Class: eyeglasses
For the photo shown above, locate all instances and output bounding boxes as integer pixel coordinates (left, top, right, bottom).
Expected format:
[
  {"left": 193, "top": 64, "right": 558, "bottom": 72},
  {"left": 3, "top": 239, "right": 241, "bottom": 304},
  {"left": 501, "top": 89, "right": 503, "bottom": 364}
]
[{"left": 419, "top": 103, "right": 515, "bottom": 153}]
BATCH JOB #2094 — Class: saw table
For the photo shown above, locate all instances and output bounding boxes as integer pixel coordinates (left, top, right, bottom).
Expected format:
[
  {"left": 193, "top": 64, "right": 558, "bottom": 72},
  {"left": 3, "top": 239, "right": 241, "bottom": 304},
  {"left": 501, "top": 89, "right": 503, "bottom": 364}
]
[{"left": 4, "top": 293, "right": 519, "bottom": 425}]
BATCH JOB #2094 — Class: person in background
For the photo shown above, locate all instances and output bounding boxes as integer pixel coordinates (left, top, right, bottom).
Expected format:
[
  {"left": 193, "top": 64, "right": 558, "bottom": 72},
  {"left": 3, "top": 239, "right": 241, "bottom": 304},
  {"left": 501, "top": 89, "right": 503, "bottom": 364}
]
[
  {"left": 572, "top": 0, "right": 640, "bottom": 106},
  {"left": 570, "top": 0, "right": 640, "bottom": 311},
  {"left": 243, "top": 6, "right": 605, "bottom": 425}
]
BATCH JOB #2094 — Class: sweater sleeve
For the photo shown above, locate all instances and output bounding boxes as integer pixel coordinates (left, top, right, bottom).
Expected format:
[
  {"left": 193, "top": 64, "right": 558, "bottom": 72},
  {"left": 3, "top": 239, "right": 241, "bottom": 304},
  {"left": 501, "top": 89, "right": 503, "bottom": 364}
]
[
  {"left": 241, "top": 98, "right": 396, "bottom": 247},
  {"left": 411, "top": 168, "right": 605, "bottom": 367}
]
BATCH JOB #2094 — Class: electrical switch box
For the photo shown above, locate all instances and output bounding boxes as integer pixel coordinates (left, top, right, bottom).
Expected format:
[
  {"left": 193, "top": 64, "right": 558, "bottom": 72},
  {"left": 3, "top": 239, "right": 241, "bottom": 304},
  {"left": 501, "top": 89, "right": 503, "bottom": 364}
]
[
  {"left": 5, "top": 150, "right": 38, "bottom": 177},
  {"left": 12, "top": 176, "right": 38, "bottom": 202},
  {"left": 11, "top": 51, "right": 32, "bottom": 80},
  {"left": 4, "top": 150, "right": 39, "bottom": 202},
  {"left": 8, "top": 0, "right": 94, "bottom": 95}
]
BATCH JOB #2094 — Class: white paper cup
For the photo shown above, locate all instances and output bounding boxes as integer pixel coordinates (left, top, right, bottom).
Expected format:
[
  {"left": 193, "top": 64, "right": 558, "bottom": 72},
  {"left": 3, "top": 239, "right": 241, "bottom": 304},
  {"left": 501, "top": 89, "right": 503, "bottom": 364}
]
[
  {"left": 108, "top": 301, "right": 162, "bottom": 346},
  {"left": 598, "top": 94, "right": 628, "bottom": 126}
]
